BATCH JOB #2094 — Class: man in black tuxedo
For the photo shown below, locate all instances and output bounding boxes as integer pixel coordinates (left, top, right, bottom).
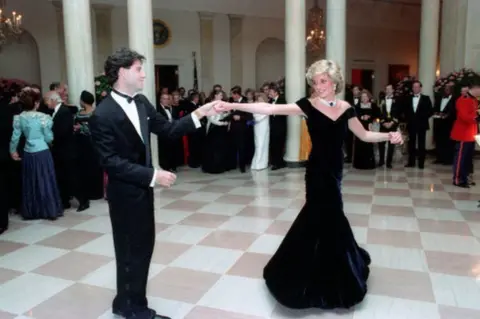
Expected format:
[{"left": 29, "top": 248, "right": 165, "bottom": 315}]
[
  {"left": 156, "top": 93, "right": 176, "bottom": 172},
  {"left": 268, "top": 84, "right": 287, "bottom": 170},
  {"left": 45, "top": 90, "right": 75, "bottom": 209},
  {"left": 225, "top": 85, "right": 252, "bottom": 172},
  {"left": 378, "top": 84, "right": 400, "bottom": 168},
  {"left": 433, "top": 85, "right": 455, "bottom": 165},
  {"left": 403, "top": 81, "right": 434, "bottom": 169},
  {"left": 89, "top": 48, "right": 216, "bottom": 319}
]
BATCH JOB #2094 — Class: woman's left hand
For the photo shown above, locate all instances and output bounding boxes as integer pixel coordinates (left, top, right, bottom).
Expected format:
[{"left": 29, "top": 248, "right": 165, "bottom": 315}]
[{"left": 388, "top": 131, "right": 403, "bottom": 144}]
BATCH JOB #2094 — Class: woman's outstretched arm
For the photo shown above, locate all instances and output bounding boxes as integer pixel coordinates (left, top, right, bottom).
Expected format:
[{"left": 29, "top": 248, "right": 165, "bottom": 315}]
[
  {"left": 348, "top": 116, "right": 403, "bottom": 144},
  {"left": 217, "top": 101, "right": 304, "bottom": 116}
]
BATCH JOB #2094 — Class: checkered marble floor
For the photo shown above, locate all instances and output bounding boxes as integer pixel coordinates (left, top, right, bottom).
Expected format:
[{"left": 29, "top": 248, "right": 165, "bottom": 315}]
[{"left": 1, "top": 163, "right": 480, "bottom": 319}]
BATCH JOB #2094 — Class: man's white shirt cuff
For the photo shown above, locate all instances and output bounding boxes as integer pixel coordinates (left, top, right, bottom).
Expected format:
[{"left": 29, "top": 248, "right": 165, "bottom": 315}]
[
  {"left": 191, "top": 113, "right": 202, "bottom": 128},
  {"left": 150, "top": 170, "right": 157, "bottom": 187}
]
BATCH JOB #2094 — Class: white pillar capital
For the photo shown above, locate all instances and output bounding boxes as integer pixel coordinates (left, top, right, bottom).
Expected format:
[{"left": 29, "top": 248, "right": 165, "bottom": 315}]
[
  {"left": 62, "top": 0, "right": 95, "bottom": 104},
  {"left": 127, "top": 0, "right": 159, "bottom": 168},
  {"left": 326, "top": 0, "right": 347, "bottom": 98},
  {"left": 283, "top": 0, "right": 306, "bottom": 165}
]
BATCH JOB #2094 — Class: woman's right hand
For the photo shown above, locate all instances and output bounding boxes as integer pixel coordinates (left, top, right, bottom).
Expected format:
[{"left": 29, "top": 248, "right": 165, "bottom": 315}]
[{"left": 11, "top": 152, "right": 21, "bottom": 161}]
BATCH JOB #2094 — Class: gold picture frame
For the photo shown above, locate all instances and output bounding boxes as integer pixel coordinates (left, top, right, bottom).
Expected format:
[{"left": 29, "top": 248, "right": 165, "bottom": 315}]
[{"left": 153, "top": 19, "right": 171, "bottom": 48}]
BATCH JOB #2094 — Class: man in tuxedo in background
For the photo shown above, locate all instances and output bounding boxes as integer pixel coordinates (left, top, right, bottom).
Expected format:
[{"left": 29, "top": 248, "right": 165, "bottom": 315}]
[
  {"left": 225, "top": 85, "right": 252, "bottom": 172},
  {"left": 268, "top": 84, "right": 287, "bottom": 170},
  {"left": 45, "top": 90, "right": 75, "bottom": 209},
  {"left": 403, "top": 81, "right": 434, "bottom": 169},
  {"left": 378, "top": 84, "right": 400, "bottom": 168},
  {"left": 433, "top": 85, "right": 455, "bottom": 165},
  {"left": 89, "top": 48, "right": 216, "bottom": 319}
]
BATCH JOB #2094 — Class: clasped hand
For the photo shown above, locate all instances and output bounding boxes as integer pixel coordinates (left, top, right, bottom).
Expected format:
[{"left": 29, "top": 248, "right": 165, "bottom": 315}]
[
  {"left": 388, "top": 131, "right": 403, "bottom": 144},
  {"left": 196, "top": 101, "right": 230, "bottom": 117}
]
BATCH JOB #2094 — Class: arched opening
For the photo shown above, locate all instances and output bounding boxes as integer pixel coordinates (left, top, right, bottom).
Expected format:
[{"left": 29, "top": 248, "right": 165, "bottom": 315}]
[
  {"left": 255, "top": 37, "right": 285, "bottom": 89},
  {"left": 0, "top": 30, "right": 41, "bottom": 86}
]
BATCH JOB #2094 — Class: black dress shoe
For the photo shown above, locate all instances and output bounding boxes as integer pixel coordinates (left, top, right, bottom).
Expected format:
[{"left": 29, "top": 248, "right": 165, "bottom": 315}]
[
  {"left": 114, "top": 308, "right": 171, "bottom": 319},
  {"left": 77, "top": 202, "right": 90, "bottom": 212}
]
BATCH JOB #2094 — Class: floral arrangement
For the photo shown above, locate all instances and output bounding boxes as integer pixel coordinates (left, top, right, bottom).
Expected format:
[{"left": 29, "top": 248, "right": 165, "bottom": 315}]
[
  {"left": 434, "top": 68, "right": 480, "bottom": 96},
  {"left": 94, "top": 74, "right": 111, "bottom": 103},
  {"left": 394, "top": 76, "right": 415, "bottom": 98},
  {"left": 0, "top": 78, "right": 29, "bottom": 91}
]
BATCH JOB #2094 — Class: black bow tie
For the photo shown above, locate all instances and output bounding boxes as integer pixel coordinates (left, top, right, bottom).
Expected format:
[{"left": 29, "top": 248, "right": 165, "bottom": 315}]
[{"left": 113, "top": 89, "right": 137, "bottom": 103}]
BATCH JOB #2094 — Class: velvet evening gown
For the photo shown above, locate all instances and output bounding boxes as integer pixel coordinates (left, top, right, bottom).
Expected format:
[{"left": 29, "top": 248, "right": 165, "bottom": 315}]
[{"left": 263, "top": 97, "right": 371, "bottom": 310}]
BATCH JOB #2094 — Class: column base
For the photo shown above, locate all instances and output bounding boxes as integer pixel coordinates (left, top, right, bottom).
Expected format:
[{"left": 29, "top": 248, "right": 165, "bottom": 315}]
[{"left": 285, "top": 160, "right": 307, "bottom": 168}]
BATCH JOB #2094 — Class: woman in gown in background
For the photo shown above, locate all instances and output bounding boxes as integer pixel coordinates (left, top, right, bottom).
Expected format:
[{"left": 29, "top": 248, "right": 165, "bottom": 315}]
[
  {"left": 74, "top": 91, "right": 104, "bottom": 211},
  {"left": 202, "top": 90, "right": 230, "bottom": 174},
  {"left": 352, "top": 90, "right": 379, "bottom": 169},
  {"left": 250, "top": 92, "right": 270, "bottom": 170},
  {"left": 10, "top": 90, "right": 63, "bottom": 220},
  {"left": 215, "top": 59, "right": 402, "bottom": 310}
]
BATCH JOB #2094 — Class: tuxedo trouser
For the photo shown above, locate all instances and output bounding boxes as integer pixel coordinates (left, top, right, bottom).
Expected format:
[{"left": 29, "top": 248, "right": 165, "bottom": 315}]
[
  {"left": 0, "top": 160, "right": 9, "bottom": 229},
  {"left": 453, "top": 141, "right": 475, "bottom": 185},
  {"left": 269, "top": 126, "right": 286, "bottom": 166},
  {"left": 109, "top": 191, "right": 155, "bottom": 315},
  {"left": 434, "top": 119, "right": 454, "bottom": 164},
  {"left": 407, "top": 129, "right": 427, "bottom": 166}
]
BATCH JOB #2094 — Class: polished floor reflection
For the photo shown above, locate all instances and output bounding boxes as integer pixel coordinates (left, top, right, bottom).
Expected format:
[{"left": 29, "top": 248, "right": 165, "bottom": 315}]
[{"left": 0, "top": 164, "right": 479, "bottom": 319}]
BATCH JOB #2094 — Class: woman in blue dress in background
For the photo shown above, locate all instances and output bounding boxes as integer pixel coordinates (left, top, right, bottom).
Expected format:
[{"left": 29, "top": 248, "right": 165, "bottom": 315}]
[
  {"left": 10, "top": 89, "right": 63, "bottom": 220},
  {"left": 215, "top": 59, "right": 403, "bottom": 310}
]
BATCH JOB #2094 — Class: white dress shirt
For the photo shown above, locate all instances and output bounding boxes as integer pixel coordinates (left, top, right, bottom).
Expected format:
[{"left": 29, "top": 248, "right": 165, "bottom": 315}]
[
  {"left": 52, "top": 103, "right": 62, "bottom": 119},
  {"left": 111, "top": 90, "right": 202, "bottom": 187},
  {"left": 385, "top": 97, "right": 393, "bottom": 115},
  {"left": 413, "top": 95, "right": 420, "bottom": 112},
  {"left": 440, "top": 95, "right": 451, "bottom": 112}
]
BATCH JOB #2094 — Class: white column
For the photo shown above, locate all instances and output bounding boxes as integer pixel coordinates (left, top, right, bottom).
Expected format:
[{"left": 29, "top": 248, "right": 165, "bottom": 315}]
[
  {"left": 439, "top": 0, "right": 456, "bottom": 75},
  {"left": 212, "top": 14, "right": 231, "bottom": 90},
  {"left": 62, "top": 0, "right": 95, "bottom": 104},
  {"left": 283, "top": 0, "right": 306, "bottom": 165},
  {"left": 326, "top": 0, "right": 347, "bottom": 98},
  {"left": 418, "top": 0, "right": 440, "bottom": 151},
  {"left": 127, "top": 0, "right": 158, "bottom": 168},
  {"left": 453, "top": 0, "right": 468, "bottom": 69}
]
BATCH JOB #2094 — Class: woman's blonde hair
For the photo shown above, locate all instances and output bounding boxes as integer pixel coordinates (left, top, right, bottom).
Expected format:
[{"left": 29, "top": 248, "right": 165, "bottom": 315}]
[
  {"left": 306, "top": 59, "right": 344, "bottom": 94},
  {"left": 255, "top": 92, "right": 268, "bottom": 102}
]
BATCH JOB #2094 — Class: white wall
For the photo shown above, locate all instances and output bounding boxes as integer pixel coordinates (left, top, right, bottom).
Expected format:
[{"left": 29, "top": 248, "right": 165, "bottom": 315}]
[
  {"left": 0, "top": 0, "right": 61, "bottom": 91},
  {"left": 110, "top": 7, "right": 202, "bottom": 92},
  {"left": 2, "top": 0, "right": 422, "bottom": 96}
]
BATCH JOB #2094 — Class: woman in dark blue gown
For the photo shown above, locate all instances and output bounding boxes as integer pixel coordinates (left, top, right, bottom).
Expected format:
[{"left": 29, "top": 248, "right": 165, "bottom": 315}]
[{"left": 215, "top": 59, "right": 403, "bottom": 310}]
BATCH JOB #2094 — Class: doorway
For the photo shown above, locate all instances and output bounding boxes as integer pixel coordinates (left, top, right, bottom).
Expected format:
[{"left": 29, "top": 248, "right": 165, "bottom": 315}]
[
  {"left": 351, "top": 69, "right": 374, "bottom": 94},
  {"left": 155, "top": 65, "right": 179, "bottom": 100}
]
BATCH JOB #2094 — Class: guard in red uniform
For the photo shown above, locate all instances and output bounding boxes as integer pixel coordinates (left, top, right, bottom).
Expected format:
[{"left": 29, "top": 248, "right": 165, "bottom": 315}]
[{"left": 450, "top": 80, "right": 480, "bottom": 187}]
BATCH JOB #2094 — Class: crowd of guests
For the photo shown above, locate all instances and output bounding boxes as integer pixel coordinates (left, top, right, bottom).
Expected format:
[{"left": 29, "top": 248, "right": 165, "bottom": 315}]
[
  {"left": 345, "top": 79, "right": 480, "bottom": 189},
  {"left": 0, "top": 80, "right": 290, "bottom": 234},
  {"left": 0, "top": 82, "right": 103, "bottom": 235},
  {"left": 153, "top": 82, "right": 288, "bottom": 174},
  {"left": 1, "top": 75, "right": 479, "bottom": 235}
]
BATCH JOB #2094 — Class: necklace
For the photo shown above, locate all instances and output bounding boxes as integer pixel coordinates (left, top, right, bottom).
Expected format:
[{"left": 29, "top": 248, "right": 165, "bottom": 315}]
[{"left": 319, "top": 98, "right": 337, "bottom": 107}]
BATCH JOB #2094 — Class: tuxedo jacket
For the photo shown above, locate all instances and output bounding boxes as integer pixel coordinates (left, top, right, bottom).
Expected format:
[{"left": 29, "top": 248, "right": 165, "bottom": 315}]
[
  {"left": 51, "top": 104, "right": 75, "bottom": 160},
  {"left": 378, "top": 97, "right": 401, "bottom": 132},
  {"left": 402, "top": 94, "right": 434, "bottom": 131},
  {"left": 433, "top": 94, "right": 456, "bottom": 124},
  {"left": 270, "top": 95, "right": 287, "bottom": 132},
  {"left": 89, "top": 94, "right": 198, "bottom": 207},
  {"left": 224, "top": 96, "right": 253, "bottom": 130}
]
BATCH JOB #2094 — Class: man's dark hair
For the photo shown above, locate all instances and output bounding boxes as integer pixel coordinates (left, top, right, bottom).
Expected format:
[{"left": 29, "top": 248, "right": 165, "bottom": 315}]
[
  {"left": 230, "top": 85, "right": 242, "bottom": 95},
  {"left": 413, "top": 80, "right": 423, "bottom": 87},
  {"left": 468, "top": 77, "right": 480, "bottom": 88},
  {"left": 104, "top": 47, "right": 146, "bottom": 85},
  {"left": 269, "top": 83, "right": 280, "bottom": 93},
  {"left": 49, "top": 82, "right": 60, "bottom": 90}
]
